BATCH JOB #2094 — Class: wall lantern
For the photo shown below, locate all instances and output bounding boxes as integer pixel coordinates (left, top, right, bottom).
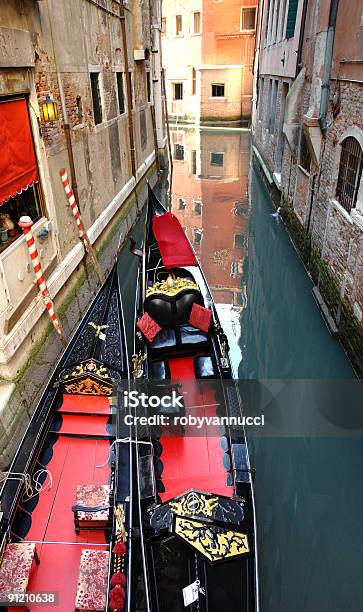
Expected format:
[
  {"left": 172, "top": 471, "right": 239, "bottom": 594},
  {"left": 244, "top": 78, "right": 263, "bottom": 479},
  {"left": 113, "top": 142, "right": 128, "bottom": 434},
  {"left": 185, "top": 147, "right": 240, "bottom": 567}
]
[{"left": 41, "top": 95, "right": 58, "bottom": 122}]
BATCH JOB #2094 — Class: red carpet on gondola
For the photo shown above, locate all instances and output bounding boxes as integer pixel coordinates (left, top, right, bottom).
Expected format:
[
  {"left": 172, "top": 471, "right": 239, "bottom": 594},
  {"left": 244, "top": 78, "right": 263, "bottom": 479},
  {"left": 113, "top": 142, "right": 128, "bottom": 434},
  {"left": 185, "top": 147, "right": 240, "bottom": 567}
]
[{"left": 159, "top": 357, "right": 233, "bottom": 502}]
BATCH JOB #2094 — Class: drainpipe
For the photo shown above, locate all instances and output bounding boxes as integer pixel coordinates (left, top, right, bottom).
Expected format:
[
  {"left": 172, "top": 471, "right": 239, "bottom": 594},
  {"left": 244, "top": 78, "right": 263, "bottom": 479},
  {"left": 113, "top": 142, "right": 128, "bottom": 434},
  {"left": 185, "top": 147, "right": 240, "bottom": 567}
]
[
  {"left": 319, "top": 0, "right": 340, "bottom": 136},
  {"left": 119, "top": 3, "right": 137, "bottom": 178}
]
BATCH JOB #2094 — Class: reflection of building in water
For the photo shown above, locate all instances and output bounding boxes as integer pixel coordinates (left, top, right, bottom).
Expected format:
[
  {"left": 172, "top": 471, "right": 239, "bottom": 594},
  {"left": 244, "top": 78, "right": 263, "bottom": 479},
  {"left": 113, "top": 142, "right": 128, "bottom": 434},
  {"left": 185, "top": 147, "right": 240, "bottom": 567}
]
[{"left": 170, "top": 126, "right": 250, "bottom": 318}]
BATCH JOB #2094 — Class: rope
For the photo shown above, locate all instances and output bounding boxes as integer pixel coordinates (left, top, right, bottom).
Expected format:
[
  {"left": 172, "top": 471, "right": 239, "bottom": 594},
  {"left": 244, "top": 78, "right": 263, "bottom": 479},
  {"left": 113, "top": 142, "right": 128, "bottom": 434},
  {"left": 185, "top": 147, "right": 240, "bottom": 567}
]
[
  {"left": 0, "top": 469, "right": 53, "bottom": 502},
  {"left": 96, "top": 438, "right": 154, "bottom": 469}
]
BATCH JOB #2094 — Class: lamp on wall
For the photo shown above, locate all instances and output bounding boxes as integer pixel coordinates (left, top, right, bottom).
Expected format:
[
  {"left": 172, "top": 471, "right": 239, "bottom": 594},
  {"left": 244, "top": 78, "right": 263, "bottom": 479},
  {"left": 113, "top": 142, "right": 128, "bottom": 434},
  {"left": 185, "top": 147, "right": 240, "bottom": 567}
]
[{"left": 41, "top": 95, "right": 58, "bottom": 122}]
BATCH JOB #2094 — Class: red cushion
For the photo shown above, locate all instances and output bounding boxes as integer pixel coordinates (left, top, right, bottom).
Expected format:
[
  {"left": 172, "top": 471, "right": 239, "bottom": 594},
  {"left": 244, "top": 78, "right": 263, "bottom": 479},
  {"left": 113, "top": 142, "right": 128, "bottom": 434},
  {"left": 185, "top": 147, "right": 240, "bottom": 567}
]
[
  {"left": 137, "top": 312, "right": 161, "bottom": 342},
  {"left": 188, "top": 303, "right": 212, "bottom": 333}
]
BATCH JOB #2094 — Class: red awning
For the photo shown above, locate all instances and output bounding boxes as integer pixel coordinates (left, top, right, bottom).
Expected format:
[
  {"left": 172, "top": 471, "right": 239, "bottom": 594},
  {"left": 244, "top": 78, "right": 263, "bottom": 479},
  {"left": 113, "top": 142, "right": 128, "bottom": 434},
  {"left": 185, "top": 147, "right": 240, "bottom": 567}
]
[
  {"left": 0, "top": 99, "right": 38, "bottom": 205},
  {"left": 152, "top": 212, "right": 197, "bottom": 269}
]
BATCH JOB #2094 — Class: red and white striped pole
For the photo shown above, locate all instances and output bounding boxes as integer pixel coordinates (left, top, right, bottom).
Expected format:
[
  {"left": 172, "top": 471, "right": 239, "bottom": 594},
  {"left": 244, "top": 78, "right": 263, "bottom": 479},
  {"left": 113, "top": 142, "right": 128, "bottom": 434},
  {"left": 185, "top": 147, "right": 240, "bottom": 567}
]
[
  {"left": 59, "top": 169, "right": 105, "bottom": 284},
  {"left": 18, "top": 216, "right": 67, "bottom": 347}
]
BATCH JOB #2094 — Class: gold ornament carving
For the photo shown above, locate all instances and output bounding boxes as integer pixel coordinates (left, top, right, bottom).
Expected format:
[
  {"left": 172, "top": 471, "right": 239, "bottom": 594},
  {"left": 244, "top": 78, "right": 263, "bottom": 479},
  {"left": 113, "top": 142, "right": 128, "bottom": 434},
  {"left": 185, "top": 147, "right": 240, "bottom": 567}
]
[
  {"left": 146, "top": 275, "right": 199, "bottom": 298},
  {"left": 65, "top": 376, "right": 111, "bottom": 396},
  {"left": 170, "top": 491, "right": 218, "bottom": 518},
  {"left": 175, "top": 516, "right": 250, "bottom": 563}
]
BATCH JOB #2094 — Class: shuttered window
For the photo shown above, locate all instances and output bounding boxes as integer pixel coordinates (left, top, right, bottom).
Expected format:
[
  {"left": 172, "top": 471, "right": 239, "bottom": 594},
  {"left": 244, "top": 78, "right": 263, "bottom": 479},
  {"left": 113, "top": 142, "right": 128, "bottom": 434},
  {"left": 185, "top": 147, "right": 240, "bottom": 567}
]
[
  {"left": 336, "top": 137, "right": 363, "bottom": 213},
  {"left": 285, "top": 0, "right": 298, "bottom": 39}
]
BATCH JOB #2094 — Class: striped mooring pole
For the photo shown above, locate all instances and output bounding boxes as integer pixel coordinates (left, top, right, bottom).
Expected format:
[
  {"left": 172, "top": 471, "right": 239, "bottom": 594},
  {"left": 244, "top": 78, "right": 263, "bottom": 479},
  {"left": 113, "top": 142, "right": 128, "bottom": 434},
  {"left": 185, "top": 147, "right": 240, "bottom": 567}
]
[
  {"left": 18, "top": 216, "right": 67, "bottom": 346},
  {"left": 59, "top": 169, "right": 105, "bottom": 284}
]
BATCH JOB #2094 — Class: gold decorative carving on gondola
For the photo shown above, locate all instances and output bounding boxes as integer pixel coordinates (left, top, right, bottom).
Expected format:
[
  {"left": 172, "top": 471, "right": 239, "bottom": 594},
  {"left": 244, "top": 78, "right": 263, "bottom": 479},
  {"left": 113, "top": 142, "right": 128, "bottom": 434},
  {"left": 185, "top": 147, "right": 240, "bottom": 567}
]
[
  {"left": 131, "top": 352, "right": 146, "bottom": 379},
  {"left": 145, "top": 275, "right": 199, "bottom": 299},
  {"left": 64, "top": 359, "right": 110, "bottom": 380},
  {"left": 88, "top": 322, "right": 109, "bottom": 337},
  {"left": 175, "top": 516, "right": 250, "bottom": 563},
  {"left": 65, "top": 376, "right": 112, "bottom": 396},
  {"left": 170, "top": 491, "right": 218, "bottom": 519}
]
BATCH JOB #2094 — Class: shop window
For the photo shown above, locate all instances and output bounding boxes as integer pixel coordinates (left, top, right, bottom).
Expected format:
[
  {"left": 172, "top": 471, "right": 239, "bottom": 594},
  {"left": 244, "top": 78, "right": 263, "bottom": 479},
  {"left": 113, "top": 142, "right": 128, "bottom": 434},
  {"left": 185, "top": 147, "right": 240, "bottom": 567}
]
[
  {"left": 241, "top": 7, "right": 257, "bottom": 31},
  {"left": 90, "top": 72, "right": 102, "bottom": 125},
  {"left": 174, "top": 83, "right": 183, "bottom": 100},
  {"left": 116, "top": 72, "right": 125, "bottom": 114},
  {"left": 174, "top": 143, "right": 185, "bottom": 161},
  {"left": 211, "top": 83, "right": 225, "bottom": 97},
  {"left": 211, "top": 152, "right": 224, "bottom": 167},
  {"left": 299, "top": 129, "right": 311, "bottom": 173},
  {"left": 176, "top": 14, "right": 183, "bottom": 36},
  {"left": 193, "top": 12, "right": 201, "bottom": 34},
  {"left": 0, "top": 97, "right": 44, "bottom": 253},
  {"left": 336, "top": 137, "right": 363, "bottom": 213},
  {"left": 0, "top": 186, "right": 43, "bottom": 253}
]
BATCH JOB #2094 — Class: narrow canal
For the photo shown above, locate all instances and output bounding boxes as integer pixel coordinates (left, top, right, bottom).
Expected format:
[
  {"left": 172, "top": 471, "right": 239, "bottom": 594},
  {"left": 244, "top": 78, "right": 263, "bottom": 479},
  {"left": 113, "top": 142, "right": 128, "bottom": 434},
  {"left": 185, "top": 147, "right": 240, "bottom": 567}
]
[{"left": 164, "top": 125, "right": 361, "bottom": 612}]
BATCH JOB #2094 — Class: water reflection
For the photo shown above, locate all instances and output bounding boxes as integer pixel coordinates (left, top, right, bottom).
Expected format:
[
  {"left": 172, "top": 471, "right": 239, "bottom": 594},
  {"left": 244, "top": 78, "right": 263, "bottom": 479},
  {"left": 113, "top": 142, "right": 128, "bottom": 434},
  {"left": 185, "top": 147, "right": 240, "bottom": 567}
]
[
  {"left": 169, "top": 125, "right": 361, "bottom": 612},
  {"left": 170, "top": 125, "right": 250, "bottom": 371}
]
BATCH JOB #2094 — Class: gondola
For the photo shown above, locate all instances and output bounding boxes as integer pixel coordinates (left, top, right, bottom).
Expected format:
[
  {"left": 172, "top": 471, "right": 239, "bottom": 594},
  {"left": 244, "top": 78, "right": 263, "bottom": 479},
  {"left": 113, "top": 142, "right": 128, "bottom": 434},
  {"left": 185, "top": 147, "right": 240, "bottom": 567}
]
[
  {"left": 0, "top": 263, "right": 133, "bottom": 612},
  {"left": 131, "top": 185, "right": 259, "bottom": 611}
]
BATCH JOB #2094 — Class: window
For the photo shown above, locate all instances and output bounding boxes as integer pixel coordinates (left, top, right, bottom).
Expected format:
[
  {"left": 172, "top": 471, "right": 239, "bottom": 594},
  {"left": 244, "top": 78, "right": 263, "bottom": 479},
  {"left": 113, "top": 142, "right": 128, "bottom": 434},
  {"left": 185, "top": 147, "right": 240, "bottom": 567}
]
[
  {"left": 234, "top": 234, "right": 245, "bottom": 248},
  {"left": 258, "top": 77, "right": 264, "bottom": 120},
  {"left": 241, "top": 7, "right": 257, "bottom": 31},
  {"left": 191, "top": 150, "right": 197, "bottom": 174},
  {"left": 161, "top": 17, "right": 166, "bottom": 34},
  {"left": 193, "top": 12, "right": 201, "bottom": 34},
  {"left": 267, "top": 79, "right": 278, "bottom": 133},
  {"left": 176, "top": 14, "right": 183, "bottom": 35},
  {"left": 299, "top": 129, "right": 311, "bottom": 173},
  {"left": 194, "top": 201, "right": 202, "bottom": 215},
  {"left": 146, "top": 70, "right": 151, "bottom": 103},
  {"left": 194, "top": 228, "right": 203, "bottom": 244},
  {"left": 174, "top": 82, "right": 183, "bottom": 100},
  {"left": 128, "top": 72, "right": 133, "bottom": 109},
  {"left": 286, "top": 0, "right": 298, "bottom": 39},
  {"left": 211, "top": 152, "right": 224, "bottom": 166},
  {"left": 90, "top": 72, "right": 102, "bottom": 125},
  {"left": 192, "top": 68, "right": 196, "bottom": 95},
  {"left": 174, "top": 143, "right": 185, "bottom": 161},
  {"left": 0, "top": 186, "right": 43, "bottom": 254},
  {"left": 336, "top": 137, "right": 363, "bottom": 213},
  {"left": 116, "top": 72, "right": 125, "bottom": 114},
  {"left": 178, "top": 197, "right": 186, "bottom": 210},
  {"left": 211, "top": 83, "right": 225, "bottom": 97}
]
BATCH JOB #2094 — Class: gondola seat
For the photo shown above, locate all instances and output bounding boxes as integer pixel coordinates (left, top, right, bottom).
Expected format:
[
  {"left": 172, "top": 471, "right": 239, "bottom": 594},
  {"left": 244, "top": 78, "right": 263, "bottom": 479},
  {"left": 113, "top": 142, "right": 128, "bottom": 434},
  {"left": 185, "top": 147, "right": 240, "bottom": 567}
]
[
  {"left": 75, "top": 549, "right": 109, "bottom": 611},
  {"left": 150, "top": 327, "right": 176, "bottom": 349},
  {"left": 72, "top": 484, "right": 111, "bottom": 534},
  {"left": 194, "top": 354, "right": 217, "bottom": 378},
  {"left": 0, "top": 542, "right": 40, "bottom": 608}
]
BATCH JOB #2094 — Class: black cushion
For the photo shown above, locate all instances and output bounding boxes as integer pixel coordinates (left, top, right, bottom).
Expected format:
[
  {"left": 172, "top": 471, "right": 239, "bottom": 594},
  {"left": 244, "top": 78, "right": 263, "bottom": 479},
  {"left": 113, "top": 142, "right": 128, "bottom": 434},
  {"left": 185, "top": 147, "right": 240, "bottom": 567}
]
[
  {"left": 149, "top": 360, "right": 170, "bottom": 380},
  {"left": 180, "top": 325, "right": 208, "bottom": 345},
  {"left": 151, "top": 327, "right": 176, "bottom": 349}
]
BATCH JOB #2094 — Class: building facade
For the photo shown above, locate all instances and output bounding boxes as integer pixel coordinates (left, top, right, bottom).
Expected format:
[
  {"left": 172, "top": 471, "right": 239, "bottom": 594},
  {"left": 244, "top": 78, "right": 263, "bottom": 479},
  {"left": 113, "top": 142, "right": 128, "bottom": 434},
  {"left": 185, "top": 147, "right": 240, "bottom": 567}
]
[
  {"left": 0, "top": 0, "right": 165, "bottom": 464},
  {"left": 162, "top": 0, "right": 258, "bottom": 124},
  {"left": 252, "top": 0, "right": 363, "bottom": 375}
]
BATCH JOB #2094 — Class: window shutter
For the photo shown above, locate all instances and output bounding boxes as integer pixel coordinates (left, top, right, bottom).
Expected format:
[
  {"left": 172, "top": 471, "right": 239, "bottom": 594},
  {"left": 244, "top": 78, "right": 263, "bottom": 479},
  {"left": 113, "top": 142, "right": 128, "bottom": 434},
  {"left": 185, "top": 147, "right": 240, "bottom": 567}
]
[{"left": 286, "top": 0, "right": 298, "bottom": 39}]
